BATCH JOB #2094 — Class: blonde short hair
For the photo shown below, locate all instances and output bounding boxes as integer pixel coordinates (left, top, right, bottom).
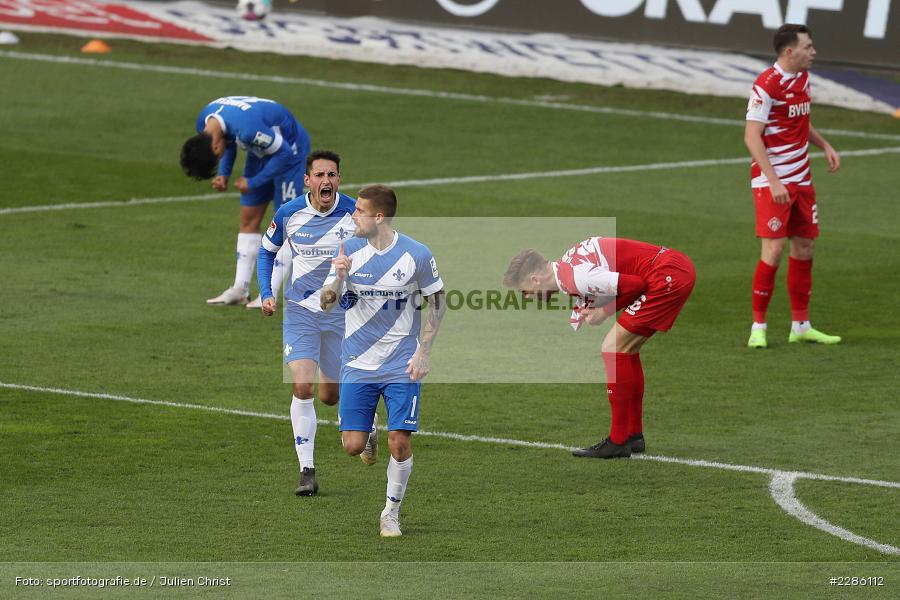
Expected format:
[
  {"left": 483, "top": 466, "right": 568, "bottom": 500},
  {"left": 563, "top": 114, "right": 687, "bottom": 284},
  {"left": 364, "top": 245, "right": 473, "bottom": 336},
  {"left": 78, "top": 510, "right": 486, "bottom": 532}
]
[{"left": 503, "top": 249, "right": 548, "bottom": 288}]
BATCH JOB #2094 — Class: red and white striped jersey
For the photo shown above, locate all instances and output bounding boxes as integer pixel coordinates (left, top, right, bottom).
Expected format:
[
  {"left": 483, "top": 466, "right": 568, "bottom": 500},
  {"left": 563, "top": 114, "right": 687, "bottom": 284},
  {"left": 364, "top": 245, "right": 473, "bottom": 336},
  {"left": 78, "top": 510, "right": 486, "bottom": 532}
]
[
  {"left": 746, "top": 63, "right": 812, "bottom": 188},
  {"left": 553, "top": 237, "right": 619, "bottom": 300},
  {"left": 553, "top": 237, "right": 664, "bottom": 330},
  {"left": 553, "top": 237, "right": 663, "bottom": 298}
]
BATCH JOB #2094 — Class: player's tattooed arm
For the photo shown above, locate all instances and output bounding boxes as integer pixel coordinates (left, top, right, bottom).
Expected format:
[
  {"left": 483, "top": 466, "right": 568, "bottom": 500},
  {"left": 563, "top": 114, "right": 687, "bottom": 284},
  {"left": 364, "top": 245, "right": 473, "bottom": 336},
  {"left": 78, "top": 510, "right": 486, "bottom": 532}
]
[
  {"left": 319, "top": 278, "right": 343, "bottom": 312},
  {"left": 321, "top": 243, "right": 350, "bottom": 312},
  {"left": 419, "top": 290, "right": 447, "bottom": 353},
  {"left": 407, "top": 289, "right": 447, "bottom": 381}
]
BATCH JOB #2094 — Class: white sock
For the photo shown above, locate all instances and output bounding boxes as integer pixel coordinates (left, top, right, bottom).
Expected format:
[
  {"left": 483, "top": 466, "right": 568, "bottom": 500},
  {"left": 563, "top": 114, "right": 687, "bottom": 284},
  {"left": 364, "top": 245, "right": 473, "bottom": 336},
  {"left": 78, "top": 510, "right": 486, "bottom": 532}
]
[
  {"left": 270, "top": 244, "right": 292, "bottom": 295},
  {"left": 751, "top": 322, "right": 767, "bottom": 331},
  {"left": 234, "top": 233, "right": 262, "bottom": 293},
  {"left": 792, "top": 320, "right": 811, "bottom": 335},
  {"left": 290, "top": 396, "right": 317, "bottom": 469},
  {"left": 382, "top": 455, "right": 413, "bottom": 518}
]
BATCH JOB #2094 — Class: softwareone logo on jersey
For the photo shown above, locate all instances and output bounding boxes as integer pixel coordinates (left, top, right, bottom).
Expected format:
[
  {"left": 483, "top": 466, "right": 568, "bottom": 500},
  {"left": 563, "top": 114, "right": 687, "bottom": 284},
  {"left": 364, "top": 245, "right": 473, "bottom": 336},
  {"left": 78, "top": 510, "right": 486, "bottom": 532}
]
[{"left": 299, "top": 248, "right": 333, "bottom": 257}]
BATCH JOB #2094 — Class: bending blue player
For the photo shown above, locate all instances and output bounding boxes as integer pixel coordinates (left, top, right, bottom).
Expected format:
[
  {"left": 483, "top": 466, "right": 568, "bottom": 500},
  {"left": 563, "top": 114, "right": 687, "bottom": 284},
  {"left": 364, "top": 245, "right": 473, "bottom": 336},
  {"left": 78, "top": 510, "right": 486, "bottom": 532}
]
[{"left": 180, "top": 96, "right": 310, "bottom": 307}]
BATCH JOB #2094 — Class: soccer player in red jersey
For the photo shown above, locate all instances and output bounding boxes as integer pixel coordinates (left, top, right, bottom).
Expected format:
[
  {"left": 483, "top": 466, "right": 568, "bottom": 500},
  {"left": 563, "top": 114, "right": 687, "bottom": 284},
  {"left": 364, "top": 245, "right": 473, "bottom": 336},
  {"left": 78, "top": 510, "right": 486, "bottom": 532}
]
[
  {"left": 744, "top": 24, "right": 841, "bottom": 349},
  {"left": 504, "top": 237, "right": 695, "bottom": 459}
]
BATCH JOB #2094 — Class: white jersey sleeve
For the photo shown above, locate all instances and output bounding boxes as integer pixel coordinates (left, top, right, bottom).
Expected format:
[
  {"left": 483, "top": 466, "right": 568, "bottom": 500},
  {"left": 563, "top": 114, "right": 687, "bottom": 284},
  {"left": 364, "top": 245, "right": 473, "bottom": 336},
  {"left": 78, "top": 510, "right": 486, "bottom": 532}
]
[{"left": 554, "top": 237, "right": 618, "bottom": 299}]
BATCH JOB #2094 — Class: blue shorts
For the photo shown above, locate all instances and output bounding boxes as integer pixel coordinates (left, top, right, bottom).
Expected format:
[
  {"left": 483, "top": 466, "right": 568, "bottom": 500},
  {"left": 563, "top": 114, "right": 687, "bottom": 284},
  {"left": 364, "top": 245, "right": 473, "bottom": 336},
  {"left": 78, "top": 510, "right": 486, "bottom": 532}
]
[
  {"left": 283, "top": 304, "right": 343, "bottom": 380},
  {"left": 339, "top": 380, "right": 421, "bottom": 432},
  {"left": 240, "top": 138, "right": 310, "bottom": 210}
]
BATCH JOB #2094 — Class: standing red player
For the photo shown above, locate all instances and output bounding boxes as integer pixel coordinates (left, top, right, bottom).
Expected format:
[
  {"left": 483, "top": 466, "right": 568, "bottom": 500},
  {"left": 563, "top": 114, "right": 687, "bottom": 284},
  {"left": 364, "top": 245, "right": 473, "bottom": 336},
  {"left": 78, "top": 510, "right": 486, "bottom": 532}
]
[{"left": 744, "top": 24, "right": 841, "bottom": 349}]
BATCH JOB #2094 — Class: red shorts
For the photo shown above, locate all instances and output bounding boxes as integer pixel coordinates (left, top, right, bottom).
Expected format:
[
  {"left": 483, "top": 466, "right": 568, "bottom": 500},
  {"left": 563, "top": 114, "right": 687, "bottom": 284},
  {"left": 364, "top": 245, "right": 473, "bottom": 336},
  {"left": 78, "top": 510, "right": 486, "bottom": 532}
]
[
  {"left": 617, "top": 249, "right": 696, "bottom": 337},
  {"left": 753, "top": 184, "right": 819, "bottom": 239}
]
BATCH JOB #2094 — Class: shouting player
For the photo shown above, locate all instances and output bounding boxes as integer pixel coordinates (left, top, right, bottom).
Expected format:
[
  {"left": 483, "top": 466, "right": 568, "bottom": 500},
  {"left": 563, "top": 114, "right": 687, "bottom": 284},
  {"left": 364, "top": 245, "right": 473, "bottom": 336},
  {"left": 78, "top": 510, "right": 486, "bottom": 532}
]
[
  {"left": 745, "top": 24, "right": 841, "bottom": 348},
  {"left": 180, "top": 96, "right": 311, "bottom": 307},
  {"left": 321, "top": 185, "right": 446, "bottom": 537},
  {"left": 257, "top": 150, "right": 355, "bottom": 496},
  {"left": 504, "top": 238, "right": 695, "bottom": 459}
]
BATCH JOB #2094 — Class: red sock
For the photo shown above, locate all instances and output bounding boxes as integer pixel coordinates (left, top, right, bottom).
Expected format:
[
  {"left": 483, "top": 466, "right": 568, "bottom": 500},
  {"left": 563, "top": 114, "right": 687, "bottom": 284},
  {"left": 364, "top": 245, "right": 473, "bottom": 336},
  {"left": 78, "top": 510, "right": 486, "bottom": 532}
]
[
  {"left": 628, "top": 353, "right": 644, "bottom": 437},
  {"left": 602, "top": 352, "right": 634, "bottom": 445},
  {"left": 787, "top": 257, "right": 812, "bottom": 322},
  {"left": 751, "top": 260, "right": 779, "bottom": 323}
]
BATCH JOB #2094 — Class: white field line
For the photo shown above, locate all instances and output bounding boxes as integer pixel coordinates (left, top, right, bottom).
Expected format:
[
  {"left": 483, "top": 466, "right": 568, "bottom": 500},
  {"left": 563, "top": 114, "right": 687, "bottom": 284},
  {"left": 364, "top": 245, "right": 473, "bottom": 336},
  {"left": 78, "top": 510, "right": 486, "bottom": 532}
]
[
  {"left": 769, "top": 473, "right": 900, "bottom": 556},
  {"left": 0, "top": 193, "right": 226, "bottom": 215},
  {"left": 2, "top": 381, "right": 898, "bottom": 554},
  {"left": 3, "top": 147, "right": 900, "bottom": 216},
  {"left": 2, "top": 50, "right": 899, "bottom": 143}
]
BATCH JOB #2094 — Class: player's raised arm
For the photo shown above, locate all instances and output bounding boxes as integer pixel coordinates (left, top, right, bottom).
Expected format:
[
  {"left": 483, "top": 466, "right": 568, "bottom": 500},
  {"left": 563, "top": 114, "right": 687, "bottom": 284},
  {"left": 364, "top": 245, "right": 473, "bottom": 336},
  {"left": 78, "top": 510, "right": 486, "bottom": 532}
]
[
  {"left": 406, "top": 289, "right": 447, "bottom": 381},
  {"left": 320, "top": 243, "right": 349, "bottom": 312}
]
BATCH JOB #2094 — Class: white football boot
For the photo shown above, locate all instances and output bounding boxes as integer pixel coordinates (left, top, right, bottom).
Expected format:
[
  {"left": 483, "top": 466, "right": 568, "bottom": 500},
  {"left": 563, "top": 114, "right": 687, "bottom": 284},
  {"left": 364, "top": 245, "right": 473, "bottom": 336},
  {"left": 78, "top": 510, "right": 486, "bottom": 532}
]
[
  {"left": 206, "top": 286, "right": 249, "bottom": 306},
  {"left": 379, "top": 512, "right": 402, "bottom": 537}
]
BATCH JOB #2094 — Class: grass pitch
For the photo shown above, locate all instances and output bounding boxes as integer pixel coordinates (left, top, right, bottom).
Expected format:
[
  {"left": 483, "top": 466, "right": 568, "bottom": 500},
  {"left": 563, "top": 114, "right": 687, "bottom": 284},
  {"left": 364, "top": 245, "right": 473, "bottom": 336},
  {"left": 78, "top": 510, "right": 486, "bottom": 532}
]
[{"left": 0, "top": 33, "right": 898, "bottom": 598}]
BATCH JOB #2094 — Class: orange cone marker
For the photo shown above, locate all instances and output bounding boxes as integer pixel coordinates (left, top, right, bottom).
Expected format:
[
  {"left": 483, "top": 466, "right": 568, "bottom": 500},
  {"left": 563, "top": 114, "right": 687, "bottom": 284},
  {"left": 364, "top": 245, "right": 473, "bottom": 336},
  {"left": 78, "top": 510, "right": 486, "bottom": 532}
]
[{"left": 81, "top": 39, "right": 111, "bottom": 53}]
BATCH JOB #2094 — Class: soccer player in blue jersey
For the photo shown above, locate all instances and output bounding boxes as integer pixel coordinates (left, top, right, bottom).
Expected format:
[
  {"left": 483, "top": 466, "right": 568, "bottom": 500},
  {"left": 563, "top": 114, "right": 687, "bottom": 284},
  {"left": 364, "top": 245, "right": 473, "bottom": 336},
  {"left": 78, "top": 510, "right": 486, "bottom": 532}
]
[
  {"left": 257, "top": 150, "right": 355, "bottom": 496},
  {"left": 321, "top": 184, "right": 446, "bottom": 537},
  {"left": 180, "top": 96, "right": 311, "bottom": 306}
]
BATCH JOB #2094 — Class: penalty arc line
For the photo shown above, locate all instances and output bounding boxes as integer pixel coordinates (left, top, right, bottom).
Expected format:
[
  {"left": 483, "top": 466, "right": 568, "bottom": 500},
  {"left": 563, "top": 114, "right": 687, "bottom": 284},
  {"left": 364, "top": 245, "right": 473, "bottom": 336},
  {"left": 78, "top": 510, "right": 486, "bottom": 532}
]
[
  {"left": 769, "top": 473, "right": 899, "bottom": 556},
  {"left": 2, "top": 146, "right": 899, "bottom": 216},
  {"left": 2, "top": 50, "right": 899, "bottom": 143},
  {"left": 1, "top": 381, "right": 898, "bottom": 555}
]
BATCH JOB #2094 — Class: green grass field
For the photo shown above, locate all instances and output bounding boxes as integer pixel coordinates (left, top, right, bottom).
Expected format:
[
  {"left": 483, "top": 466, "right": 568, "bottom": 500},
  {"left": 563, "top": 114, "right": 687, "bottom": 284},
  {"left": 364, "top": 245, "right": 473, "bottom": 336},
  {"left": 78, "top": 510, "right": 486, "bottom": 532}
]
[{"left": 1, "top": 33, "right": 898, "bottom": 598}]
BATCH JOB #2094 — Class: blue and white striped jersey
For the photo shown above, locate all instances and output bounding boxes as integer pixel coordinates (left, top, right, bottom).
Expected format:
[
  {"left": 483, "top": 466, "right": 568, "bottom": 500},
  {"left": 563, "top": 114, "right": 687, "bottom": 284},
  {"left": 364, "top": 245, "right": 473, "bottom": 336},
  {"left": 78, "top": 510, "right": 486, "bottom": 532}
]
[
  {"left": 258, "top": 192, "right": 356, "bottom": 311},
  {"left": 339, "top": 232, "right": 443, "bottom": 380},
  {"left": 196, "top": 96, "right": 310, "bottom": 189}
]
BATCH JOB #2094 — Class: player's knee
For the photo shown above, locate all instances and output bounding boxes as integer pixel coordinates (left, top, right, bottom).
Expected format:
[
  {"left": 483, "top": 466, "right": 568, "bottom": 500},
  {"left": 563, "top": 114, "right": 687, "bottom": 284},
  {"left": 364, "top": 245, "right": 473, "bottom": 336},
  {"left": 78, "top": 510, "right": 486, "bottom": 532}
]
[
  {"left": 387, "top": 434, "right": 411, "bottom": 461},
  {"left": 761, "top": 240, "right": 786, "bottom": 265},
  {"left": 239, "top": 206, "right": 264, "bottom": 232},
  {"left": 791, "top": 238, "right": 815, "bottom": 260},
  {"left": 292, "top": 383, "right": 314, "bottom": 399},
  {"left": 600, "top": 335, "right": 617, "bottom": 354},
  {"left": 239, "top": 215, "right": 260, "bottom": 232},
  {"left": 343, "top": 439, "right": 365, "bottom": 456},
  {"left": 317, "top": 383, "right": 339, "bottom": 406},
  {"left": 601, "top": 328, "right": 621, "bottom": 354},
  {"left": 318, "top": 391, "right": 339, "bottom": 406},
  {"left": 389, "top": 446, "right": 412, "bottom": 462}
]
